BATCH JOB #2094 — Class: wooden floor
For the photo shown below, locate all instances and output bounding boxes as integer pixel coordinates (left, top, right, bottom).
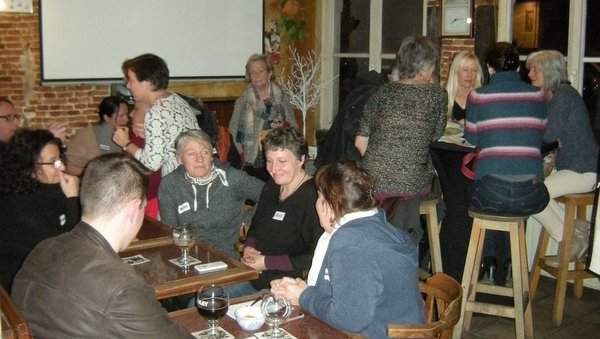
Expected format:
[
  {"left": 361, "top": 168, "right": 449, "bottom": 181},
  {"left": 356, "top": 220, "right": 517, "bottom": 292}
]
[{"left": 460, "top": 275, "right": 600, "bottom": 338}]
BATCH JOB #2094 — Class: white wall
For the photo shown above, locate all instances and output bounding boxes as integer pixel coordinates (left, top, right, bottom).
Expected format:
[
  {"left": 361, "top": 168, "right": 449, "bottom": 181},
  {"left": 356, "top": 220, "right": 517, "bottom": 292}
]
[{"left": 40, "top": 0, "right": 263, "bottom": 83}]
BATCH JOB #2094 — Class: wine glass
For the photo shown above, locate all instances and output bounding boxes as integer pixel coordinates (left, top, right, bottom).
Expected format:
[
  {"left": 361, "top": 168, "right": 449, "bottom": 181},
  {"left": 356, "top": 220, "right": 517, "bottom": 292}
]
[
  {"left": 196, "top": 285, "right": 229, "bottom": 337},
  {"left": 260, "top": 293, "right": 292, "bottom": 338},
  {"left": 171, "top": 224, "right": 194, "bottom": 266}
]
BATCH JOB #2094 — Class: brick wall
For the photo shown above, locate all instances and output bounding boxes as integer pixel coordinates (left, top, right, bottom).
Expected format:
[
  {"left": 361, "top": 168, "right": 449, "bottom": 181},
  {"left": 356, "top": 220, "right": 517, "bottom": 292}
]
[
  {"left": 440, "top": 38, "right": 476, "bottom": 86},
  {"left": 0, "top": 0, "right": 108, "bottom": 135}
]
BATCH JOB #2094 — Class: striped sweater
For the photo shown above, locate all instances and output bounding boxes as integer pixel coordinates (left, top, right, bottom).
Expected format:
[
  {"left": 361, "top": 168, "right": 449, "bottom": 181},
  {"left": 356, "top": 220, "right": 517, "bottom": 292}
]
[{"left": 464, "top": 71, "right": 547, "bottom": 180}]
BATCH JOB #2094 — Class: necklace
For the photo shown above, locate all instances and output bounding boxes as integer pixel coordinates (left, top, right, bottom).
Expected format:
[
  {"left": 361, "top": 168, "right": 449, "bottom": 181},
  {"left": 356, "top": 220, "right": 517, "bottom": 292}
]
[{"left": 279, "top": 172, "right": 306, "bottom": 201}]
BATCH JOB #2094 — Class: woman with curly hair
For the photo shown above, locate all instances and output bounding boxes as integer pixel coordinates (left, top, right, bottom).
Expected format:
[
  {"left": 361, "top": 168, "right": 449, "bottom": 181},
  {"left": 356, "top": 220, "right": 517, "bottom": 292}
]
[{"left": 0, "top": 129, "right": 80, "bottom": 293}]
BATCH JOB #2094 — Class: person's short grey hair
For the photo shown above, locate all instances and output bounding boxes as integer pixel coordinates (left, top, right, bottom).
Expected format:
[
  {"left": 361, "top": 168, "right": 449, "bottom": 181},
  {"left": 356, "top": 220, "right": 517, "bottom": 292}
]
[
  {"left": 80, "top": 153, "right": 148, "bottom": 219},
  {"left": 244, "top": 54, "right": 275, "bottom": 83},
  {"left": 526, "top": 50, "right": 568, "bottom": 93},
  {"left": 174, "top": 129, "right": 213, "bottom": 158},
  {"left": 395, "top": 35, "right": 439, "bottom": 80}
]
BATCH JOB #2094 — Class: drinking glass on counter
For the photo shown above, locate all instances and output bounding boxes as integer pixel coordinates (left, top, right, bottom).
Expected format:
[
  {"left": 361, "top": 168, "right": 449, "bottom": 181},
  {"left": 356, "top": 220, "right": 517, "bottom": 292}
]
[
  {"left": 196, "top": 284, "right": 229, "bottom": 337},
  {"left": 171, "top": 224, "right": 194, "bottom": 266},
  {"left": 260, "top": 293, "right": 291, "bottom": 338}
]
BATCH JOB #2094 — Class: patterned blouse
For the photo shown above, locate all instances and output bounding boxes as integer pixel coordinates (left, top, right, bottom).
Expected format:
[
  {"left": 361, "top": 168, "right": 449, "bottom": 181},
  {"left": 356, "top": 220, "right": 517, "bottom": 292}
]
[
  {"left": 134, "top": 93, "right": 199, "bottom": 176},
  {"left": 357, "top": 82, "right": 447, "bottom": 194}
]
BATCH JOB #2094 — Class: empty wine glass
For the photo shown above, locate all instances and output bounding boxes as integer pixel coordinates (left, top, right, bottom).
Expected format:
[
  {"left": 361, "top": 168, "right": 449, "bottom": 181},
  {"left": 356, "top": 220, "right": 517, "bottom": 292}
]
[
  {"left": 260, "top": 293, "right": 292, "bottom": 338},
  {"left": 171, "top": 224, "right": 194, "bottom": 266},
  {"left": 196, "top": 284, "right": 229, "bottom": 337}
]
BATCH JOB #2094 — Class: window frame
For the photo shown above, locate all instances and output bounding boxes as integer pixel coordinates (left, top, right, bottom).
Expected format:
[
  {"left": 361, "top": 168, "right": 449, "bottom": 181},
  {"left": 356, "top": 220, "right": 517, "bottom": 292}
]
[{"left": 319, "top": 0, "right": 427, "bottom": 129}]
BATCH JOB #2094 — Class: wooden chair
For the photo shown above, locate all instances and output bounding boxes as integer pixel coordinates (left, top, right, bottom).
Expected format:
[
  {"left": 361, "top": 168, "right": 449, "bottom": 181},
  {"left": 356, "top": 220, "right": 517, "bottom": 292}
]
[
  {"left": 0, "top": 285, "right": 32, "bottom": 339},
  {"left": 234, "top": 203, "right": 255, "bottom": 255},
  {"left": 258, "top": 129, "right": 273, "bottom": 150},
  {"left": 234, "top": 222, "right": 250, "bottom": 255},
  {"left": 529, "top": 192, "right": 596, "bottom": 326},
  {"left": 387, "top": 272, "right": 462, "bottom": 339}
]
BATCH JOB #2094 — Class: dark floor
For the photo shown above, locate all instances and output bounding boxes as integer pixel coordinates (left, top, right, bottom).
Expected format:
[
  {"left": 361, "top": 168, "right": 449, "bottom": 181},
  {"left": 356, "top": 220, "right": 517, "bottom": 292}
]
[{"left": 461, "top": 275, "right": 600, "bottom": 338}]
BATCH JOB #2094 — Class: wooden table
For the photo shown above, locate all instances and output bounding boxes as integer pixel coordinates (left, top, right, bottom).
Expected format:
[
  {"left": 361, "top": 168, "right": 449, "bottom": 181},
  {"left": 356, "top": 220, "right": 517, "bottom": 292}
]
[
  {"left": 126, "top": 217, "right": 173, "bottom": 251},
  {"left": 169, "top": 297, "right": 353, "bottom": 339},
  {"left": 120, "top": 218, "right": 259, "bottom": 300}
]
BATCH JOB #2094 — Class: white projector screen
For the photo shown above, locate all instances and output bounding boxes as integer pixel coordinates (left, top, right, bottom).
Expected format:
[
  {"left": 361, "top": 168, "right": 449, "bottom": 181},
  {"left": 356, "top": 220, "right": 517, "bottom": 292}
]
[{"left": 40, "top": 0, "right": 263, "bottom": 83}]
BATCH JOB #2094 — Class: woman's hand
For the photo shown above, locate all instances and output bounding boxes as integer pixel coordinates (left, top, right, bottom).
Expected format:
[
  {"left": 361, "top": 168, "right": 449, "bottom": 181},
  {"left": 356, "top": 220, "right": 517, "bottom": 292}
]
[
  {"left": 48, "top": 122, "right": 68, "bottom": 144},
  {"left": 270, "top": 277, "right": 306, "bottom": 306},
  {"left": 58, "top": 171, "right": 79, "bottom": 198},
  {"left": 132, "top": 122, "right": 145, "bottom": 139},
  {"left": 112, "top": 127, "right": 131, "bottom": 148},
  {"left": 241, "top": 249, "right": 266, "bottom": 271},
  {"left": 241, "top": 246, "right": 266, "bottom": 271},
  {"left": 354, "top": 136, "right": 369, "bottom": 157}
]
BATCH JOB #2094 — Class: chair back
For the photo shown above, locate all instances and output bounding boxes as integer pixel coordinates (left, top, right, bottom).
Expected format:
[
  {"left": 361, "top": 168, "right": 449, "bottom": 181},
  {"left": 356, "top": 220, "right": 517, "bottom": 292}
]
[
  {"left": 387, "top": 272, "right": 462, "bottom": 339},
  {"left": 258, "top": 129, "right": 273, "bottom": 151},
  {"left": 0, "top": 285, "right": 32, "bottom": 339}
]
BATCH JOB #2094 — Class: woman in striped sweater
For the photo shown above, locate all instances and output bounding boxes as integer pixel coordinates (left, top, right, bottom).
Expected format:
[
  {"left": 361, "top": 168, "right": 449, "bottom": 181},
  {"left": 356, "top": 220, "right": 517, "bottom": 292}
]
[{"left": 464, "top": 42, "right": 549, "bottom": 285}]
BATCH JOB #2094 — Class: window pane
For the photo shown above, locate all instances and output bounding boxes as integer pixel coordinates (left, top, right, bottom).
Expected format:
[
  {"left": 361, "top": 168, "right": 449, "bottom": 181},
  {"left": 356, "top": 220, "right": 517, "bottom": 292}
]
[
  {"left": 340, "top": 0, "right": 370, "bottom": 53},
  {"left": 382, "top": 0, "right": 423, "bottom": 54},
  {"left": 583, "top": 63, "right": 600, "bottom": 135},
  {"left": 585, "top": 0, "right": 600, "bottom": 57},
  {"left": 337, "top": 57, "right": 371, "bottom": 107},
  {"left": 381, "top": 58, "right": 395, "bottom": 75},
  {"left": 513, "top": 0, "right": 568, "bottom": 55}
]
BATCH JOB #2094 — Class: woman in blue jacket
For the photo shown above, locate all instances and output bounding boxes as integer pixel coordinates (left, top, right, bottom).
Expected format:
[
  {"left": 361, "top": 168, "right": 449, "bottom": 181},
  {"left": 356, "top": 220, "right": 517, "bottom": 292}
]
[{"left": 270, "top": 161, "right": 424, "bottom": 338}]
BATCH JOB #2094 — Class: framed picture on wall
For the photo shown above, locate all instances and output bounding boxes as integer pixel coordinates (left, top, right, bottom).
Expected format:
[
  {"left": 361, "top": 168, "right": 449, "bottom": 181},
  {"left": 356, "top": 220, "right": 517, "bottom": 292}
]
[
  {"left": 441, "top": 0, "right": 473, "bottom": 37},
  {"left": 0, "top": 0, "right": 33, "bottom": 13}
]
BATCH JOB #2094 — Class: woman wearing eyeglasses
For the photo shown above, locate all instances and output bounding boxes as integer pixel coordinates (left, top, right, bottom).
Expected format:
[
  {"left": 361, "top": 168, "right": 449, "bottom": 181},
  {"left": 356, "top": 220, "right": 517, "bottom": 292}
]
[{"left": 0, "top": 129, "right": 80, "bottom": 293}]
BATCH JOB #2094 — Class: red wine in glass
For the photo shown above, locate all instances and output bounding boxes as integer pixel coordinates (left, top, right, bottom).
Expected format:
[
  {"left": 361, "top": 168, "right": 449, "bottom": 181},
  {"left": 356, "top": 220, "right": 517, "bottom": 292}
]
[{"left": 196, "top": 285, "right": 229, "bottom": 337}]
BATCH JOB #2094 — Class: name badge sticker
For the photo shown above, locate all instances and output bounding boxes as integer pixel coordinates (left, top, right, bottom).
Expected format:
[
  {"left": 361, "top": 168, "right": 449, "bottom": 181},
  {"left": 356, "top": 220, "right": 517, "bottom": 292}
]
[
  {"left": 99, "top": 143, "right": 111, "bottom": 151},
  {"left": 178, "top": 202, "right": 191, "bottom": 214},
  {"left": 273, "top": 211, "right": 285, "bottom": 221}
]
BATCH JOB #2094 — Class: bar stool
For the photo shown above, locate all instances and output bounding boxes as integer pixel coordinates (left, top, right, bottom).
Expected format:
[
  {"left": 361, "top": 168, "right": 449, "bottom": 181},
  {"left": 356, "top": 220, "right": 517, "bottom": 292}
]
[
  {"left": 454, "top": 209, "right": 533, "bottom": 339},
  {"left": 529, "top": 192, "right": 595, "bottom": 326},
  {"left": 420, "top": 195, "right": 443, "bottom": 273}
]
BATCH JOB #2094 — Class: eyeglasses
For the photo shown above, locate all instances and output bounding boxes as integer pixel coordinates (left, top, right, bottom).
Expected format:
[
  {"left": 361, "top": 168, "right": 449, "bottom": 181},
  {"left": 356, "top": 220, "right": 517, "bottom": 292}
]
[
  {"left": 0, "top": 114, "right": 21, "bottom": 122},
  {"left": 36, "top": 158, "right": 64, "bottom": 169}
]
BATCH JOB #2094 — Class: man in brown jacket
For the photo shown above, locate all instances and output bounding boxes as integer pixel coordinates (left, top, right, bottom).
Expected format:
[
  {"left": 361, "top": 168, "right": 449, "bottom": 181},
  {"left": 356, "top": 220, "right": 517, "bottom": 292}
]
[{"left": 11, "top": 153, "right": 193, "bottom": 338}]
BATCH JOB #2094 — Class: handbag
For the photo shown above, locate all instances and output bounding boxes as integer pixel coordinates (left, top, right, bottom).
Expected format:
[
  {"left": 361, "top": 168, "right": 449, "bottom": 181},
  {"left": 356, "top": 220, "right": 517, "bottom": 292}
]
[{"left": 461, "top": 147, "right": 480, "bottom": 180}]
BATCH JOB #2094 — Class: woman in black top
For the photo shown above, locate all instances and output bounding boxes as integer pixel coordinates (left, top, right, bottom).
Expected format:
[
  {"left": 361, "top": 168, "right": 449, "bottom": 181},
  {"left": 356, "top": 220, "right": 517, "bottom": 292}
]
[{"left": 0, "top": 129, "right": 80, "bottom": 292}]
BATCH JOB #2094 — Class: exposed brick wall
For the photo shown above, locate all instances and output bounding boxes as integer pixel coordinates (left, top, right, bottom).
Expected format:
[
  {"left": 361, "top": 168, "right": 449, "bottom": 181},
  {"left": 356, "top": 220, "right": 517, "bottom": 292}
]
[{"left": 0, "top": 0, "right": 110, "bottom": 136}]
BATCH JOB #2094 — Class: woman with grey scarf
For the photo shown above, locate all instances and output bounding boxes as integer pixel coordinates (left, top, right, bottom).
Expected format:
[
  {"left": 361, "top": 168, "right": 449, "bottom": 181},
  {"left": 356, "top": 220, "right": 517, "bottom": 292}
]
[
  {"left": 228, "top": 54, "right": 297, "bottom": 181},
  {"left": 158, "top": 129, "right": 264, "bottom": 258}
]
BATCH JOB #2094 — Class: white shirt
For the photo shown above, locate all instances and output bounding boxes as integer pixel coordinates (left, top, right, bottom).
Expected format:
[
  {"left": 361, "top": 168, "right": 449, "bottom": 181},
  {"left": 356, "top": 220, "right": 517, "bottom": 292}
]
[{"left": 306, "top": 208, "right": 378, "bottom": 286}]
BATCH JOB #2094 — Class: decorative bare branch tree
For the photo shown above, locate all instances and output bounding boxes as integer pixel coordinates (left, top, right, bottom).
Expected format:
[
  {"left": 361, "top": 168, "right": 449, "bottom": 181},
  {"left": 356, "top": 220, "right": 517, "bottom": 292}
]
[{"left": 279, "top": 46, "right": 337, "bottom": 137}]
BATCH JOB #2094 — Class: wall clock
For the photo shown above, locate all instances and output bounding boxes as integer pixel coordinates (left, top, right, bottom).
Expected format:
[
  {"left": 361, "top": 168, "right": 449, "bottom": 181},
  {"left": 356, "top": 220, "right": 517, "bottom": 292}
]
[{"left": 441, "top": 0, "right": 473, "bottom": 37}]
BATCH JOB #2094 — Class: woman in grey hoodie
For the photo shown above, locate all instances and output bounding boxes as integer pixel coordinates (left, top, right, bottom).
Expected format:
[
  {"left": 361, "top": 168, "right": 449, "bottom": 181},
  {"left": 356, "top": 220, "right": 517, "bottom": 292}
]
[{"left": 158, "top": 129, "right": 264, "bottom": 258}]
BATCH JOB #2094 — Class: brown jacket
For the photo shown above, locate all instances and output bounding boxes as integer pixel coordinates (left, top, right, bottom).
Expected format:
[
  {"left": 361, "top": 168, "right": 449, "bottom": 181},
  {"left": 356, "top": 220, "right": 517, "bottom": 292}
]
[{"left": 11, "top": 222, "right": 192, "bottom": 339}]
